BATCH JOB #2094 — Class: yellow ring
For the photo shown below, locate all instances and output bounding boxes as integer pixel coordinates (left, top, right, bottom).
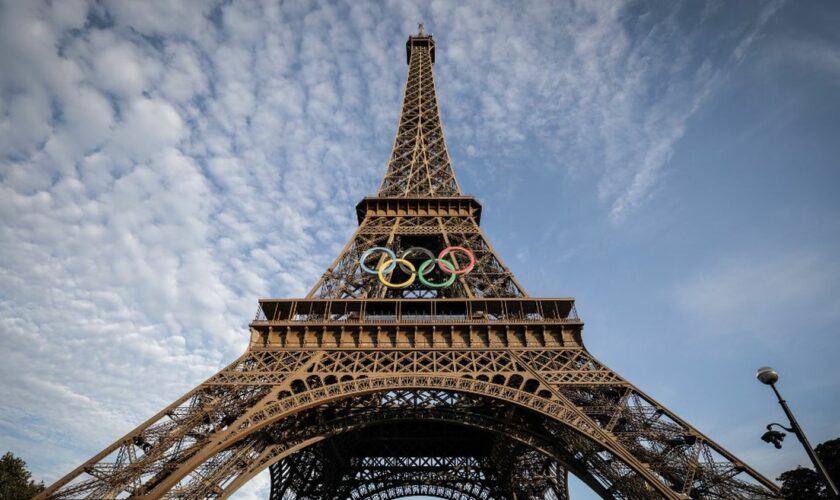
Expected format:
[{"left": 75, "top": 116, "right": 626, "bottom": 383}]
[{"left": 377, "top": 258, "right": 416, "bottom": 288}]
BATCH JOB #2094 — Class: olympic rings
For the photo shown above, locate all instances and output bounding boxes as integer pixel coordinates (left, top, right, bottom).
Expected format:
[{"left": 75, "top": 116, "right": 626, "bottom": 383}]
[
  {"left": 438, "top": 246, "right": 475, "bottom": 274},
  {"left": 378, "top": 258, "right": 416, "bottom": 288},
  {"left": 360, "top": 247, "right": 396, "bottom": 274},
  {"left": 360, "top": 246, "right": 475, "bottom": 288},
  {"left": 418, "top": 258, "right": 457, "bottom": 288},
  {"left": 399, "top": 247, "right": 435, "bottom": 273}
]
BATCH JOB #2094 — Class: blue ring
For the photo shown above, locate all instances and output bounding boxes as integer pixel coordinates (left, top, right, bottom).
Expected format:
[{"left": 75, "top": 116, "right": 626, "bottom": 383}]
[{"left": 359, "top": 247, "right": 397, "bottom": 274}]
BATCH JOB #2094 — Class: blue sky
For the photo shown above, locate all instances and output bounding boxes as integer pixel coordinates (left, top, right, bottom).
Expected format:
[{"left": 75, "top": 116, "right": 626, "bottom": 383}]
[{"left": 1, "top": 0, "right": 838, "bottom": 498}]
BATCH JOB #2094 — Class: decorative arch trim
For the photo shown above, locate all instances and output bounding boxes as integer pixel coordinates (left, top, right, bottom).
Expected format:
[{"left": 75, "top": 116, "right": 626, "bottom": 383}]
[{"left": 153, "top": 375, "right": 677, "bottom": 499}]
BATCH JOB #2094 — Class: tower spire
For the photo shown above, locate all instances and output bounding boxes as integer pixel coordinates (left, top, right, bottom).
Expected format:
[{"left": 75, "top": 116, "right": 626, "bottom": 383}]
[{"left": 378, "top": 31, "right": 460, "bottom": 197}]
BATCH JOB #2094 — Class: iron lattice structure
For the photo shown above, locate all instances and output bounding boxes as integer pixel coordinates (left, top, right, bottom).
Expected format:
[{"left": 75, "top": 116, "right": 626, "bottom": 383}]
[{"left": 40, "top": 30, "right": 781, "bottom": 500}]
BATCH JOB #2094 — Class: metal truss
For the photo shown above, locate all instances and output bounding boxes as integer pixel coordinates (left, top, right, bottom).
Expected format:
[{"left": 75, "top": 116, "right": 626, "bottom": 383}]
[
  {"left": 39, "top": 349, "right": 781, "bottom": 499},
  {"left": 308, "top": 213, "right": 526, "bottom": 299},
  {"left": 39, "top": 29, "right": 782, "bottom": 500},
  {"left": 378, "top": 34, "right": 460, "bottom": 197}
]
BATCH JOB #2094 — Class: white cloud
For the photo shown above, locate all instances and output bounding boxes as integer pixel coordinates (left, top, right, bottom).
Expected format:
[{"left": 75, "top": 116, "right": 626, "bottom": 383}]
[
  {"left": 232, "top": 471, "right": 271, "bottom": 499},
  {"left": 0, "top": 93, "right": 53, "bottom": 159},
  {"left": 110, "top": 98, "right": 184, "bottom": 159},
  {"left": 158, "top": 43, "right": 210, "bottom": 104},
  {"left": 61, "top": 86, "right": 114, "bottom": 154},
  {"left": 0, "top": 0, "right": 791, "bottom": 493},
  {"left": 425, "top": 1, "right": 784, "bottom": 222},
  {"left": 675, "top": 250, "right": 840, "bottom": 331},
  {"left": 0, "top": 0, "right": 400, "bottom": 484},
  {"left": 85, "top": 33, "right": 163, "bottom": 98}
]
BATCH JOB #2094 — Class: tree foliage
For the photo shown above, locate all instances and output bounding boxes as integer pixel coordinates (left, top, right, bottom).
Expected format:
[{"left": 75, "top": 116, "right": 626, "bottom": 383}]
[
  {"left": 816, "top": 438, "right": 840, "bottom": 485},
  {"left": 0, "top": 452, "right": 44, "bottom": 500},
  {"left": 777, "top": 437, "right": 840, "bottom": 499}
]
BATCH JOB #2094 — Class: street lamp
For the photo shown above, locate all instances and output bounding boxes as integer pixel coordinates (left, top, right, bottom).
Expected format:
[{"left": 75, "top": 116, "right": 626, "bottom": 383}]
[{"left": 756, "top": 366, "right": 839, "bottom": 499}]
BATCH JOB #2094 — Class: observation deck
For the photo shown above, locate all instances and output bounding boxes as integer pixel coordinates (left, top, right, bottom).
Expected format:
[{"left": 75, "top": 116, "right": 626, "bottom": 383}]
[
  {"left": 406, "top": 34, "right": 435, "bottom": 64},
  {"left": 250, "top": 297, "right": 583, "bottom": 349},
  {"left": 355, "top": 196, "right": 482, "bottom": 224}
]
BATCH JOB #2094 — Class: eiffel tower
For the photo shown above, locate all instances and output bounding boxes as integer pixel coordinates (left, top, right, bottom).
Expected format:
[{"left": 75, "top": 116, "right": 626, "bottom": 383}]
[{"left": 40, "top": 28, "right": 782, "bottom": 500}]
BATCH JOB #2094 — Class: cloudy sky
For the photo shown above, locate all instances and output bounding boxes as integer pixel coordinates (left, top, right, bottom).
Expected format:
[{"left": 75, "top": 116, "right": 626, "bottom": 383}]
[{"left": 1, "top": 0, "right": 839, "bottom": 498}]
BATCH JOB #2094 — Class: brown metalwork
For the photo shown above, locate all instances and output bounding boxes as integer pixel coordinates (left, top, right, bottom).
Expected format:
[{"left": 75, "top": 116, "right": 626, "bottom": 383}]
[{"left": 39, "top": 28, "right": 782, "bottom": 499}]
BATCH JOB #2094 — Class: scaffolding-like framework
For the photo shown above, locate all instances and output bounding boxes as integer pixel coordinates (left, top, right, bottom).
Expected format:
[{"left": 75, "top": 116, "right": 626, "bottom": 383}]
[{"left": 39, "top": 29, "right": 781, "bottom": 500}]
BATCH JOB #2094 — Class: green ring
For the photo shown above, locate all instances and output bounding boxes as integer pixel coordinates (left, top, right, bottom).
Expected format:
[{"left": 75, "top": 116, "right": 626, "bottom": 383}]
[{"left": 418, "top": 258, "right": 457, "bottom": 288}]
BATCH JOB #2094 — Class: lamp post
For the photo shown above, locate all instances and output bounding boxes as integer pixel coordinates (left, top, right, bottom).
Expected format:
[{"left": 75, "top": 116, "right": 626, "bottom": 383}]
[{"left": 756, "top": 366, "right": 839, "bottom": 499}]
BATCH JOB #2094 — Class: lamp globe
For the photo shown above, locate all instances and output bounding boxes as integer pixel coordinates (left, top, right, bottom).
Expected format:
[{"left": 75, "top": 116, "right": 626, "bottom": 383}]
[{"left": 756, "top": 366, "right": 779, "bottom": 385}]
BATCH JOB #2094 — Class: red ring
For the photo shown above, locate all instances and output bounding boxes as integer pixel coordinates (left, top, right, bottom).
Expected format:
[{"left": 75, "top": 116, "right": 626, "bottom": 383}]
[{"left": 437, "top": 246, "right": 475, "bottom": 275}]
